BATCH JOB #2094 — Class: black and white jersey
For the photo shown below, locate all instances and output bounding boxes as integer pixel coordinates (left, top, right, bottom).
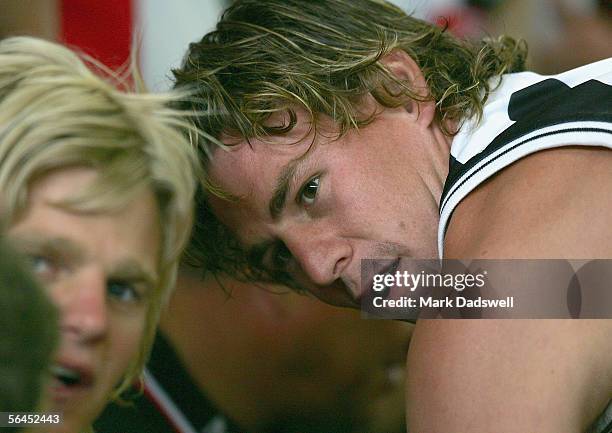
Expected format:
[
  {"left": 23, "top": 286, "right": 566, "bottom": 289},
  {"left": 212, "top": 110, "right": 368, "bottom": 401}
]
[{"left": 438, "top": 58, "right": 612, "bottom": 257}]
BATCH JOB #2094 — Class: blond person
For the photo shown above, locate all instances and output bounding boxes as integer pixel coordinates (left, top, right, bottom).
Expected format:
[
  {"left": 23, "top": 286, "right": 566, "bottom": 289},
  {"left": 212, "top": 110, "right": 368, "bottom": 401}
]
[{"left": 0, "top": 36, "right": 197, "bottom": 433}]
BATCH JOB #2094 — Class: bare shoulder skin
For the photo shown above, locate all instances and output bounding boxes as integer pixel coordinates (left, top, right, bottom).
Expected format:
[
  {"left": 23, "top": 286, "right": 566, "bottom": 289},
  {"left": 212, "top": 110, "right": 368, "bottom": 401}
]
[{"left": 407, "top": 146, "right": 612, "bottom": 433}]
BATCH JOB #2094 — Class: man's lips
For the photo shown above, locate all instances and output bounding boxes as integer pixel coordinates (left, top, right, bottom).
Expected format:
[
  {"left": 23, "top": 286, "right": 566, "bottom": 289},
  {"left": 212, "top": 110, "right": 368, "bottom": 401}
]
[
  {"left": 49, "top": 357, "right": 95, "bottom": 401},
  {"left": 359, "top": 258, "right": 401, "bottom": 303}
]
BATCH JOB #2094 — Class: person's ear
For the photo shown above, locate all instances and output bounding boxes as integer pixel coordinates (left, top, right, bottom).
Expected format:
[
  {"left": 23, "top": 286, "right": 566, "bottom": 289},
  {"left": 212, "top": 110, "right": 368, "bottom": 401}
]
[{"left": 380, "top": 49, "right": 436, "bottom": 127}]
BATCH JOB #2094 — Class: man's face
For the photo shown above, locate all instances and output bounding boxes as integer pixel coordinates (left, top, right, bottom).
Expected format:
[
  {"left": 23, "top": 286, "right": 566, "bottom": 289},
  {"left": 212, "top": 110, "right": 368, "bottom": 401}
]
[
  {"left": 8, "top": 167, "right": 161, "bottom": 433},
  {"left": 209, "top": 103, "right": 445, "bottom": 307}
]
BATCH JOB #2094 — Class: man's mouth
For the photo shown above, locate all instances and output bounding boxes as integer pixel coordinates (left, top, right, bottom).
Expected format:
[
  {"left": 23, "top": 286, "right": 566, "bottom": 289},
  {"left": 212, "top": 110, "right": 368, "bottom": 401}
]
[
  {"left": 49, "top": 362, "right": 94, "bottom": 397},
  {"left": 50, "top": 365, "right": 82, "bottom": 386},
  {"left": 363, "top": 258, "right": 401, "bottom": 298}
]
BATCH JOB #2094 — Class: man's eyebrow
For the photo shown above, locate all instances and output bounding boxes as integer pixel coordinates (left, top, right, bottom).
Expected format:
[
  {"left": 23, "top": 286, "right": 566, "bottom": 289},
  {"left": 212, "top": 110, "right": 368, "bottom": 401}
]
[
  {"left": 110, "top": 260, "right": 158, "bottom": 291},
  {"left": 268, "top": 151, "right": 312, "bottom": 220},
  {"left": 269, "top": 160, "right": 298, "bottom": 220},
  {"left": 10, "top": 235, "right": 85, "bottom": 260}
]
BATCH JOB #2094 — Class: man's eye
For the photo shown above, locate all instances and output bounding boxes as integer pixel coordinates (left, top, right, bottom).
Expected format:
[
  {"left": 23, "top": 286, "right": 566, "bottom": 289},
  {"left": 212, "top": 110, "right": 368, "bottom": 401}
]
[
  {"left": 272, "top": 243, "right": 293, "bottom": 270},
  {"left": 299, "top": 176, "right": 320, "bottom": 205},
  {"left": 27, "top": 255, "right": 57, "bottom": 282},
  {"left": 107, "top": 280, "right": 141, "bottom": 304}
]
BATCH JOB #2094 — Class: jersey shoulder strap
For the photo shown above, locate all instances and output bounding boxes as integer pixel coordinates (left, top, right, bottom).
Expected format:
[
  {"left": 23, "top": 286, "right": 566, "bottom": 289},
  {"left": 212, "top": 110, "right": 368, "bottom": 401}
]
[{"left": 438, "top": 58, "right": 612, "bottom": 257}]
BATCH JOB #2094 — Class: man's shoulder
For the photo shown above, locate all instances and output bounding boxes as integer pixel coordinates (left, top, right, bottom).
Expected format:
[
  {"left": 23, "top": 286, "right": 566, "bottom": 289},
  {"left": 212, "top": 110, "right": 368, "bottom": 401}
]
[
  {"left": 407, "top": 318, "right": 612, "bottom": 433},
  {"left": 444, "top": 145, "right": 612, "bottom": 259}
]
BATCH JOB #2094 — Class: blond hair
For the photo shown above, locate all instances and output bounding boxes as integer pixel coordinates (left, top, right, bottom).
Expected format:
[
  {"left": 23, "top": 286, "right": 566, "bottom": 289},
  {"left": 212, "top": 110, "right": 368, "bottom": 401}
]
[
  {"left": 0, "top": 36, "right": 198, "bottom": 396},
  {"left": 174, "top": 0, "right": 527, "bottom": 149}
]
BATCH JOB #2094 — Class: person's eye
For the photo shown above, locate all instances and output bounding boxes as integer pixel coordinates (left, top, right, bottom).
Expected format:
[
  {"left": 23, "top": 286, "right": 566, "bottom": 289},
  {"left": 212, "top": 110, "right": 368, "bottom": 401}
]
[
  {"left": 107, "top": 280, "right": 142, "bottom": 304},
  {"left": 27, "top": 255, "right": 58, "bottom": 282},
  {"left": 272, "top": 243, "right": 293, "bottom": 270},
  {"left": 298, "top": 175, "right": 320, "bottom": 205}
]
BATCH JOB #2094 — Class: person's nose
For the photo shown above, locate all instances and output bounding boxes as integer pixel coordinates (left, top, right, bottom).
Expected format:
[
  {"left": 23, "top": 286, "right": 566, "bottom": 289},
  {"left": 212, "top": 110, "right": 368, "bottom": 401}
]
[
  {"left": 283, "top": 225, "right": 352, "bottom": 288},
  {"left": 51, "top": 266, "right": 109, "bottom": 343}
]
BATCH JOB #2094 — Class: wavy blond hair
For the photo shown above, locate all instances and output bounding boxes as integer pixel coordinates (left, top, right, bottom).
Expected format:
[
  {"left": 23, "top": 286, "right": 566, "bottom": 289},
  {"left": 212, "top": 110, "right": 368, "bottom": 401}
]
[
  {"left": 0, "top": 36, "right": 198, "bottom": 398},
  {"left": 174, "top": 0, "right": 527, "bottom": 148}
]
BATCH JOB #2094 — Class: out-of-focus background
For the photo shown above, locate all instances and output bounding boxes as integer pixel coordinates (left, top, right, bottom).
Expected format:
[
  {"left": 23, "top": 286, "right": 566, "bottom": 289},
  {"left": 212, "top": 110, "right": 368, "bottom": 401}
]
[{"left": 2, "top": 0, "right": 610, "bottom": 89}]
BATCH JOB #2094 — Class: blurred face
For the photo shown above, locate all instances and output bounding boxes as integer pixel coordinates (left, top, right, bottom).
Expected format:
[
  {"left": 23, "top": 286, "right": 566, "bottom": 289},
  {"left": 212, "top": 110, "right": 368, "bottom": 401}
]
[
  {"left": 209, "top": 103, "right": 448, "bottom": 308},
  {"left": 8, "top": 167, "right": 161, "bottom": 433}
]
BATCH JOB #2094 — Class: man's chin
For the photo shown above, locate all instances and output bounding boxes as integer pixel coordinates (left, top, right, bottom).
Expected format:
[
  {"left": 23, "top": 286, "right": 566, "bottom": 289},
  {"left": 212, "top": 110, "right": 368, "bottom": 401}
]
[{"left": 36, "top": 390, "right": 103, "bottom": 433}]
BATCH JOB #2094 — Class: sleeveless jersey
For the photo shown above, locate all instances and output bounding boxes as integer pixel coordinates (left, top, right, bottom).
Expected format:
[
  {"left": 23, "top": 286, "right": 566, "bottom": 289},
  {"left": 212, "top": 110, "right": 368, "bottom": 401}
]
[
  {"left": 438, "top": 57, "right": 612, "bottom": 257},
  {"left": 437, "top": 58, "right": 612, "bottom": 433}
]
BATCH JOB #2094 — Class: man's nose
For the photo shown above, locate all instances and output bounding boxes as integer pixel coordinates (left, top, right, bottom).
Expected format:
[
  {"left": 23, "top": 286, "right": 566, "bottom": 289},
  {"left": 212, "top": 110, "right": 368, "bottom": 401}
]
[
  {"left": 51, "top": 266, "right": 109, "bottom": 343},
  {"left": 283, "top": 226, "right": 352, "bottom": 288}
]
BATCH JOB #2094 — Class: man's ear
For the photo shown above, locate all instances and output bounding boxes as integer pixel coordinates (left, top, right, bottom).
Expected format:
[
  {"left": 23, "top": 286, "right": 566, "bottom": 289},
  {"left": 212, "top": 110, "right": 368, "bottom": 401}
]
[{"left": 380, "top": 49, "right": 436, "bottom": 128}]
